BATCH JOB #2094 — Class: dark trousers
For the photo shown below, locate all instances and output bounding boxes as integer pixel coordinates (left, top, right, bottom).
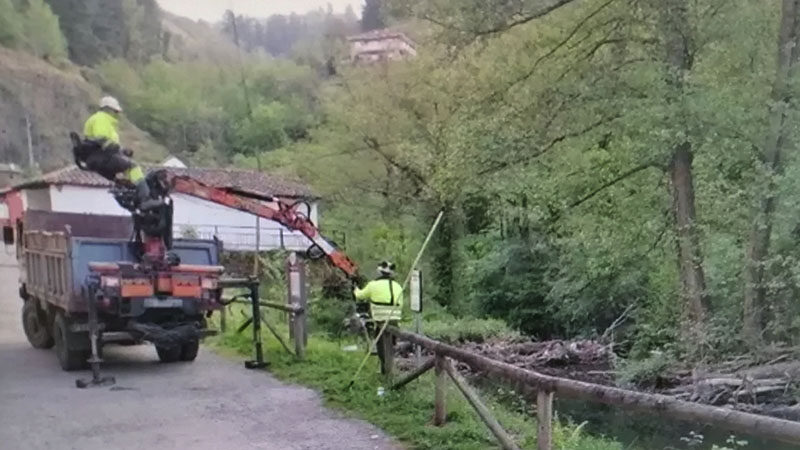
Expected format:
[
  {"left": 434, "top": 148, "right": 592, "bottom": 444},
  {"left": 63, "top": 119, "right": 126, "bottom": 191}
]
[
  {"left": 84, "top": 148, "right": 135, "bottom": 184},
  {"left": 371, "top": 321, "right": 397, "bottom": 374}
]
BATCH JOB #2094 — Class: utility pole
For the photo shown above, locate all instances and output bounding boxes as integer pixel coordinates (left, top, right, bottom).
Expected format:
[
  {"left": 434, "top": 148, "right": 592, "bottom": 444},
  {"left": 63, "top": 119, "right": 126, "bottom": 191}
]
[{"left": 25, "top": 115, "right": 35, "bottom": 171}]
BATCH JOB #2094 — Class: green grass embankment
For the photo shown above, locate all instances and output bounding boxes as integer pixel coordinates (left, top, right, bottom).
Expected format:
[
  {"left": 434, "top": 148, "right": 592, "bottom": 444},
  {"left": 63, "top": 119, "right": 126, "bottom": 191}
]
[{"left": 210, "top": 311, "right": 620, "bottom": 450}]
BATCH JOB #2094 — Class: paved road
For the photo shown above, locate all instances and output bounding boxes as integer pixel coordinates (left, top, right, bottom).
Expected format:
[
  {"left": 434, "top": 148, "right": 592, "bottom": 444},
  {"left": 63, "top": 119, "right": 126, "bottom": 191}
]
[{"left": 0, "top": 250, "right": 399, "bottom": 450}]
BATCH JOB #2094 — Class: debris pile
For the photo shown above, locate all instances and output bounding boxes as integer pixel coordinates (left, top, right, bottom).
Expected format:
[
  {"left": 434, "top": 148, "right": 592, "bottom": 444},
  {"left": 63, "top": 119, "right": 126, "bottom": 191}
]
[
  {"left": 657, "top": 356, "right": 800, "bottom": 419},
  {"left": 459, "top": 338, "right": 615, "bottom": 384}
]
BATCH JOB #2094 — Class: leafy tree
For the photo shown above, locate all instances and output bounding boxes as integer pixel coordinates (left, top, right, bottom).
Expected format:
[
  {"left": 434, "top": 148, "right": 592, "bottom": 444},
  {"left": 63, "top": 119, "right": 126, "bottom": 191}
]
[
  {"left": 362, "top": 0, "right": 385, "bottom": 31},
  {"left": 0, "top": 0, "right": 23, "bottom": 47},
  {"left": 21, "top": 0, "right": 68, "bottom": 60}
]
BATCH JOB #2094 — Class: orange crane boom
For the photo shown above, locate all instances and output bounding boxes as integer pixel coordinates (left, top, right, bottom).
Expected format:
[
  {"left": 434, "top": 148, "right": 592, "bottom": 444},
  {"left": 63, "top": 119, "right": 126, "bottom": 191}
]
[{"left": 168, "top": 175, "right": 358, "bottom": 279}]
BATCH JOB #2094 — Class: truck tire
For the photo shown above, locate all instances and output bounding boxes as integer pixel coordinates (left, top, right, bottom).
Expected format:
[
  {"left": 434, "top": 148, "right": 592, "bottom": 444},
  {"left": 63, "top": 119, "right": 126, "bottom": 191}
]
[
  {"left": 179, "top": 339, "right": 200, "bottom": 361},
  {"left": 53, "top": 312, "right": 89, "bottom": 371},
  {"left": 22, "top": 300, "right": 54, "bottom": 349},
  {"left": 156, "top": 345, "right": 181, "bottom": 363}
]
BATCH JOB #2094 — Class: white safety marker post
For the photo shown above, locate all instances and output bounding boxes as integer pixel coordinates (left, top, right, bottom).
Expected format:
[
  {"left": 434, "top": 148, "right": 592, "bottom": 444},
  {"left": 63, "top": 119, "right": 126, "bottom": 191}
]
[{"left": 410, "top": 269, "right": 423, "bottom": 363}]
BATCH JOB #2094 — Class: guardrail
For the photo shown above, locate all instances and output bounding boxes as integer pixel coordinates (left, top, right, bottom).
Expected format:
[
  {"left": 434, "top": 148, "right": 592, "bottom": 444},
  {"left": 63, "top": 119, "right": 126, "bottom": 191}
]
[{"left": 386, "top": 327, "right": 800, "bottom": 450}]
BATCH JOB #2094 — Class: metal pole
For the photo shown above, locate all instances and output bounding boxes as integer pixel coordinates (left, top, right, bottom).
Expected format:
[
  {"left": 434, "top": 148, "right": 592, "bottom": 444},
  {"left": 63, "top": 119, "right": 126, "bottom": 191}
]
[{"left": 244, "top": 280, "right": 267, "bottom": 369}]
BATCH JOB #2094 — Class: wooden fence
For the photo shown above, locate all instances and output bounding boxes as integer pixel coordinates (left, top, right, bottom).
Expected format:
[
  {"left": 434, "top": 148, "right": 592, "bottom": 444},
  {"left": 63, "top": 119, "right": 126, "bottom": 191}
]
[{"left": 386, "top": 327, "right": 800, "bottom": 450}]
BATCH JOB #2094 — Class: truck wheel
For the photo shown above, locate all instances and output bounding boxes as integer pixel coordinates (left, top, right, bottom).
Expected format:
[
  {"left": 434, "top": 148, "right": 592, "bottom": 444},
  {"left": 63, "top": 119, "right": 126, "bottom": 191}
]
[
  {"left": 53, "top": 312, "right": 89, "bottom": 371},
  {"left": 156, "top": 345, "right": 181, "bottom": 363},
  {"left": 22, "top": 300, "right": 54, "bottom": 349},
  {"left": 179, "top": 339, "right": 200, "bottom": 361}
]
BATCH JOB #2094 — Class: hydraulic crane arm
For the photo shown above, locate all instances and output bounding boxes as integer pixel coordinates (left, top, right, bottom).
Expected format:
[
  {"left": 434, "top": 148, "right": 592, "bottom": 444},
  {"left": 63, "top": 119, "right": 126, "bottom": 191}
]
[{"left": 166, "top": 175, "right": 359, "bottom": 279}]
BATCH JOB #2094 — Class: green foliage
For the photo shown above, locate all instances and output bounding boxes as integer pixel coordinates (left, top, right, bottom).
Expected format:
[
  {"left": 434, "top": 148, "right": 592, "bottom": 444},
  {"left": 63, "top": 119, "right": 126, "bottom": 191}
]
[
  {"left": 44, "top": 0, "right": 162, "bottom": 65},
  {"left": 412, "top": 317, "right": 517, "bottom": 343},
  {"left": 617, "top": 352, "right": 675, "bottom": 387},
  {"left": 21, "top": 0, "right": 68, "bottom": 60},
  {"left": 0, "top": 0, "right": 23, "bottom": 46},
  {"left": 97, "top": 57, "right": 319, "bottom": 161},
  {"left": 361, "top": 0, "right": 385, "bottom": 31}
]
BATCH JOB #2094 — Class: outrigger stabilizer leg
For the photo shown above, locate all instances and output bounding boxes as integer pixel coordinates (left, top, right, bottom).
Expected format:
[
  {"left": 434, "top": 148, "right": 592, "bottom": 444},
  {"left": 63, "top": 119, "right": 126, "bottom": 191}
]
[
  {"left": 244, "top": 279, "right": 268, "bottom": 370},
  {"left": 76, "top": 292, "right": 115, "bottom": 388}
]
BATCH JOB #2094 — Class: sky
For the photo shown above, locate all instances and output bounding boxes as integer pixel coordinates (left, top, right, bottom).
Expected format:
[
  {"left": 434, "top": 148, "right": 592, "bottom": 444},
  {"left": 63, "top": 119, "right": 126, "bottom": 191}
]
[{"left": 157, "top": 0, "right": 363, "bottom": 22}]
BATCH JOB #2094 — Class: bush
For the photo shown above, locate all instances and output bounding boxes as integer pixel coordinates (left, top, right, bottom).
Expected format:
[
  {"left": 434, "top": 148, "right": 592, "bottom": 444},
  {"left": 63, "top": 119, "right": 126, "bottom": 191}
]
[
  {"left": 617, "top": 352, "right": 676, "bottom": 388},
  {"left": 414, "top": 317, "right": 518, "bottom": 343}
]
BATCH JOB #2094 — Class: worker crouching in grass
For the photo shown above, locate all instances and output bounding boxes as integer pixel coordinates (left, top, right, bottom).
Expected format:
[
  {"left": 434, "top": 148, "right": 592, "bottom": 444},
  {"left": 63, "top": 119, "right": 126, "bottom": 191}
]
[{"left": 354, "top": 261, "right": 403, "bottom": 374}]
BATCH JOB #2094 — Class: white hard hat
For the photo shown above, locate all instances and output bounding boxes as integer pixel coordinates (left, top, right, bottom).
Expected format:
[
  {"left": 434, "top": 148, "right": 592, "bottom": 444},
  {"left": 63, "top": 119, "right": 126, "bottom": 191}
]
[
  {"left": 377, "top": 261, "right": 396, "bottom": 276},
  {"left": 99, "top": 96, "right": 122, "bottom": 113}
]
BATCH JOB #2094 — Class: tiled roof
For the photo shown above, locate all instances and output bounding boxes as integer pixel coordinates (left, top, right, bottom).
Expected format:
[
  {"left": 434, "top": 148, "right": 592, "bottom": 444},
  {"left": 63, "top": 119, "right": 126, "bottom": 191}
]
[
  {"left": 348, "top": 29, "right": 416, "bottom": 47},
  {"left": 8, "top": 165, "right": 315, "bottom": 199}
]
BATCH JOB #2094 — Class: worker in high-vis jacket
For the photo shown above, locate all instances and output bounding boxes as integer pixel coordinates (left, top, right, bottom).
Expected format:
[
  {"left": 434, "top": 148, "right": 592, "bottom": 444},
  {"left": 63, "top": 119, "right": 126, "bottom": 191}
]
[
  {"left": 82, "top": 96, "right": 151, "bottom": 206},
  {"left": 354, "top": 261, "right": 403, "bottom": 374}
]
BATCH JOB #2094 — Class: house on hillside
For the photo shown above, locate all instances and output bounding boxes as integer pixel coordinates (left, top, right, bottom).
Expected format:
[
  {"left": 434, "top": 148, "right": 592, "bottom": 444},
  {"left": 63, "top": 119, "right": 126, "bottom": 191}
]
[
  {"left": 348, "top": 29, "right": 417, "bottom": 64},
  {"left": 0, "top": 164, "right": 319, "bottom": 252}
]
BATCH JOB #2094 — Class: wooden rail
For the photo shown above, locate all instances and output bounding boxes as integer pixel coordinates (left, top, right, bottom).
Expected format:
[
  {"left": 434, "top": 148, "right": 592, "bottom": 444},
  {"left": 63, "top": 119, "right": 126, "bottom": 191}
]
[
  {"left": 222, "top": 296, "right": 306, "bottom": 359},
  {"left": 386, "top": 327, "right": 800, "bottom": 449}
]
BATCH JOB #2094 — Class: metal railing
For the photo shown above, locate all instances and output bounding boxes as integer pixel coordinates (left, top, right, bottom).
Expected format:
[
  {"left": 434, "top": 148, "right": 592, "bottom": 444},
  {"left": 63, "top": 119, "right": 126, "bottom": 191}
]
[{"left": 173, "top": 223, "right": 311, "bottom": 252}]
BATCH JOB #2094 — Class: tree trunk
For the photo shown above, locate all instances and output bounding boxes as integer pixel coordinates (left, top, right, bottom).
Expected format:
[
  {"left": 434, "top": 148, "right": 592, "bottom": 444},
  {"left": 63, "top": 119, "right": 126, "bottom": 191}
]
[
  {"left": 430, "top": 205, "right": 456, "bottom": 306},
  {"left": 670, "top": 144, "right": 710, "bottom": 323},
  {"left": 743, "top": 0, "right": 800, "bottom": 346},
  {"left": 660, "top": 0, "right": 710, "bottom": 327}
]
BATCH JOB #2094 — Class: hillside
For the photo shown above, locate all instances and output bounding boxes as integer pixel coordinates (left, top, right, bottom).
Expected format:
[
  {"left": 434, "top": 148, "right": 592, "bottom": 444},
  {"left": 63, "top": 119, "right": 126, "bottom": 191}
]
[
  {"left": 0, "top": 47, "right": 167, "bottom": 172},
  {"left": 160, "top": 11, "right": 238, "bottom": 63}
]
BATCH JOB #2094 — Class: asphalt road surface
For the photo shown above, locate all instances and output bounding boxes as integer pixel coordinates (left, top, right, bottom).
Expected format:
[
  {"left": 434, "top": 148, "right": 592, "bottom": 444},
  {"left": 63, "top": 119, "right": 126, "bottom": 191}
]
[{"left": 0, "top": 250, "right": 399, "bottom": 450}]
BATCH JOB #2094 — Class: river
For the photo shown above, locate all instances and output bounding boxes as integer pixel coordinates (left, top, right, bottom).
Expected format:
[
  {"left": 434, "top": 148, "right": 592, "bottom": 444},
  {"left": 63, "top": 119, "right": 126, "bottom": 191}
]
[{"left": 558, "top": 399, "right": 800, "bottom": 450}]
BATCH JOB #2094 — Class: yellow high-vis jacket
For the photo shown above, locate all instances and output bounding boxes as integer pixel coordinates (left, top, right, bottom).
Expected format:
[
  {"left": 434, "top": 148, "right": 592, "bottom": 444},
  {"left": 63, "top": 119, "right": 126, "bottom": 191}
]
[
  {"left": 354, "top": 278, "right": 403, "bottom": 322},
  {"left": 83, "top": 111, "right": 120, "bottom": 147}
]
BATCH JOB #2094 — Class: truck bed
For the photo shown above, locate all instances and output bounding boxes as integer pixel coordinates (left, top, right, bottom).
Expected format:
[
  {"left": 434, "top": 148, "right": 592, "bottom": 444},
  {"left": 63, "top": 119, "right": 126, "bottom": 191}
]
[{"left": 21, "top": 211, "right": 220, "bottom": 313}]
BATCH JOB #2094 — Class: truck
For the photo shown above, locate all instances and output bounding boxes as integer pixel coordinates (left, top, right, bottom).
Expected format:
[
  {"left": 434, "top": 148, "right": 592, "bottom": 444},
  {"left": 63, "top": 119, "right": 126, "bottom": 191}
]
[
  {"left": 8, "top": 209, "right": 223, "bottom": 370},
  {"left": 3, "top": 158, "right": 359, "bottom": 374}
]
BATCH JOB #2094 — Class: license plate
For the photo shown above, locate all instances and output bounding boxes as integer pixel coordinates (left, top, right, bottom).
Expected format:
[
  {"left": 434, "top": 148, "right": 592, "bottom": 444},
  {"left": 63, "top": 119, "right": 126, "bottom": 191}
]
[{"left": 143, "top": 298, "right": 183, "bottom": 308}]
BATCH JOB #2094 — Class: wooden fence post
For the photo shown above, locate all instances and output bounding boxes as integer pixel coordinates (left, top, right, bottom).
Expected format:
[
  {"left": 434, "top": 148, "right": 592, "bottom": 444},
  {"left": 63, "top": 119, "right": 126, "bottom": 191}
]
[
  {"left": 381, "top": 332, "right": 394, "bottom": 377},
  {"left": 537, "top": 390, "right": 553, "bottom": 450},
  {"left": 220, "top": 305, "right": 227, "bottom": 333},
  {"left": 434, "top": 354, "right": 447, "bottom": 426},
  {"left": 294, "top": 310, "right": 306, "bottom": 359},
  {"left": 445, "top": 360, "right": 521, "bottom": 450}
]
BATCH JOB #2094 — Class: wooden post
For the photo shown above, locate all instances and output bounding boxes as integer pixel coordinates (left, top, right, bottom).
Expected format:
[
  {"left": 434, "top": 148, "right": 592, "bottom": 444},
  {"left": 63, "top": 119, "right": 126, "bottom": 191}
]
[
  {"left": 294, "top": 310, "right": 305, "bottom": 359},
  {"left": 434, "top": 354, "right": 447, "bottom": 426},
  {"left": 287, "top": 252, "right": 306, "bottom": 338},
  {"left": 445, "top": 360, "right": 521, "bottom": 450},
  {"left": 259, "top": 313, "right": 295, "bottom": 357},
  {"left": 391, "top": 357, "right": 434, "bottom": 390},
  {"left": 380, "top": 333, "right": 394, "bottom": 377},
  {"left": 537, "top": 390, "right": 553, "bottom": 450},
  {"left": 253, "top": 217, "right": 260, "bottom": 276},
  {"left": 220, "top": 305, "right": 227, "bottom": 333}
]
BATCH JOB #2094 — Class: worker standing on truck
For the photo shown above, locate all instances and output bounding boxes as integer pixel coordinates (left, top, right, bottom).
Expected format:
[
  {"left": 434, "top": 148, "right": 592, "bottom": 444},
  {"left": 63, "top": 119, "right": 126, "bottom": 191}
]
[
  {"left": 81, "top": 96, "right": 151, "bottom": 206},
  {"left": 354, "top": 261, "right": 403, "bottom": 374}
]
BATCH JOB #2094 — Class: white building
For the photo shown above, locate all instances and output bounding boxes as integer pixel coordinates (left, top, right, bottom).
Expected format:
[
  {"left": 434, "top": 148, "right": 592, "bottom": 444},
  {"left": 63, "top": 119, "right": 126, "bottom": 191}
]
[
  {"left": 0, "top": 163, "right": 319, "bottom": 252},
  {"left": 348, "top": 29, "right": 417, "bottom": 64}
]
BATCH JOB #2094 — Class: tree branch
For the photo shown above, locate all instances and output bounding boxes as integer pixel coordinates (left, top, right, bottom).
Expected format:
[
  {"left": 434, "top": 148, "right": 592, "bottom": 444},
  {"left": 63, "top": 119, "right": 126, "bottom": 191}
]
[
  {"left": 478, "top": 113, "right": 620, "bottom": 176},
  {"left": 566, "top": 162, "right": 656, "bottom": 211}
]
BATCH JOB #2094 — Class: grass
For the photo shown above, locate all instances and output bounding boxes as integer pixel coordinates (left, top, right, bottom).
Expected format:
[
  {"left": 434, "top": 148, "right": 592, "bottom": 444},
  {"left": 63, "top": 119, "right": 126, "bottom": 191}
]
[{"left": 209, "top": 311, "right": 621, "bottom": 450}]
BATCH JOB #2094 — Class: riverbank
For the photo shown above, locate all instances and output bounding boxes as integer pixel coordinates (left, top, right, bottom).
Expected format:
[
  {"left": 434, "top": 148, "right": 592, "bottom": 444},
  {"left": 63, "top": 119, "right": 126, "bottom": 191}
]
[{"left": 210, "top": 322, "right": 621, "bottom": 450}]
